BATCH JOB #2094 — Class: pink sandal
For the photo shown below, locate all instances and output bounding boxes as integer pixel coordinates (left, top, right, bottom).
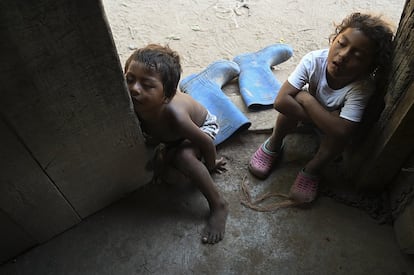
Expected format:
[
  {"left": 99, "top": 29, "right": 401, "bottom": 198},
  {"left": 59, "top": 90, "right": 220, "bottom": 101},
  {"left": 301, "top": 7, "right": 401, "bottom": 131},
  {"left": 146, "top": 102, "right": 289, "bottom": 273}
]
[
  {"left": 248, "top": 139, "right": 283, "bottom": 179},
  {"left": 289, "top": 169, "right": 319, "bottom": 203}
]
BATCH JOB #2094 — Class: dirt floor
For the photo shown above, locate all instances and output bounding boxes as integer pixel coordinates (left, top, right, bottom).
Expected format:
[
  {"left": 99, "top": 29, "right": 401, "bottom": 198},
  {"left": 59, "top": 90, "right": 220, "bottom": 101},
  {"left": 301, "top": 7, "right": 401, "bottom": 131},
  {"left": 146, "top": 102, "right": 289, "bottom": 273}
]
[
  {"left": 100, "top": 0, "right": 407, "bottom": 205},
  {"left": 2, "top": 131, "right": 414, "bottom": 275},
  {"left": 2, "top": 1, "right": 413, "bottom": 274},
  {"left": 102, "top": 0, "right": 403, "bottom": 78},
  {"left": 101, "top": 0, "right": 404, "bottom": 131}
]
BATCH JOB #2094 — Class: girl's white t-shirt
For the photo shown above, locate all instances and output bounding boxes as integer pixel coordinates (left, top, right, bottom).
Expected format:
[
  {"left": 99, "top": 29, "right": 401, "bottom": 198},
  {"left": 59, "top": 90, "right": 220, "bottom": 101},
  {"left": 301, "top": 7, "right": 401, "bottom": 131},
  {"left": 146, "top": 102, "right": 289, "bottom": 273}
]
[{"left": 287, "top": 49, "right": 375, "bottom": 122}]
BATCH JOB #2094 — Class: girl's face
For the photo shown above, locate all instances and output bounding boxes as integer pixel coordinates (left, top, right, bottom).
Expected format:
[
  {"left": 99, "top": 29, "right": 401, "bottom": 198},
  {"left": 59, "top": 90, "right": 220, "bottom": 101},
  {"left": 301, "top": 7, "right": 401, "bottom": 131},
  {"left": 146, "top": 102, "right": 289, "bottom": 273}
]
[
  {"left": 327, "top": 27, "right": 375, "bottom": 86},
  {"left": 125, "top": 61, "right": 166, "bottom": 113}
]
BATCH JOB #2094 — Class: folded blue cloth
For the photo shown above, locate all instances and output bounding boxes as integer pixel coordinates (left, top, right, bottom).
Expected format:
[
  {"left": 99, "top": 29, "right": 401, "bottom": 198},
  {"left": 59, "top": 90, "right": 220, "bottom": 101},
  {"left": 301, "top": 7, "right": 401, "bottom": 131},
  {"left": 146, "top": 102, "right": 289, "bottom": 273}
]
[
  {"left": 234, "top": 44, "right": 293, "bottom": 110},
  {"left": 179, "top": 60, "right": 251, "bottom": 145}
]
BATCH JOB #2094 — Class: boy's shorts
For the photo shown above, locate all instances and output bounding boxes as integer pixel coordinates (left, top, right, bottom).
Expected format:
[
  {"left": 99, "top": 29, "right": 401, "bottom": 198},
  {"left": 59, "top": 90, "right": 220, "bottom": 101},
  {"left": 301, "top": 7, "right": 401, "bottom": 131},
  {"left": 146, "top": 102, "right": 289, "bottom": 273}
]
[{"left": 200, "top": 110, "right": 219, "bottom": 140}]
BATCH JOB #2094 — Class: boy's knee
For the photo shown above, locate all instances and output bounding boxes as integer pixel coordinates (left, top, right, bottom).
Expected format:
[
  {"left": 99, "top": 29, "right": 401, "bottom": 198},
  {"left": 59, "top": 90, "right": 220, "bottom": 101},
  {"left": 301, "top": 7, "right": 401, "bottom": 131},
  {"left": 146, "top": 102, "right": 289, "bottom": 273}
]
[{"left": 174, "top": 147, "right": 199, "bottom": 166}]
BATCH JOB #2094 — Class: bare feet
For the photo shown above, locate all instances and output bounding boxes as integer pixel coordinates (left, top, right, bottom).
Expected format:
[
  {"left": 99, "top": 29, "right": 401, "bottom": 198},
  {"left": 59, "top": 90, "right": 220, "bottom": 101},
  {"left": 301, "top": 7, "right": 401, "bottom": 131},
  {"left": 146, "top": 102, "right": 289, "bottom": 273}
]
[{"left": 201, "top": 202, "right": 228, "bottom": 244}]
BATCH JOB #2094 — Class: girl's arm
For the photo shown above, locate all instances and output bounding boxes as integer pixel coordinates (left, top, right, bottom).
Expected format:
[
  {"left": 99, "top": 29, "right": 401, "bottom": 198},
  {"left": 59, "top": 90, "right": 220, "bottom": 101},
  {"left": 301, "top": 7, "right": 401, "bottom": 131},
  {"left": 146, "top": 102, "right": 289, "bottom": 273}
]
[
  {"left": 273, "top": 81, "right": 310, "bottom": 121},
  {"left": 295, "top": 91, "right": 358, "bottom": 138},
  {"left": 274, "top": 81, "right": 357, "bottom": 138}
]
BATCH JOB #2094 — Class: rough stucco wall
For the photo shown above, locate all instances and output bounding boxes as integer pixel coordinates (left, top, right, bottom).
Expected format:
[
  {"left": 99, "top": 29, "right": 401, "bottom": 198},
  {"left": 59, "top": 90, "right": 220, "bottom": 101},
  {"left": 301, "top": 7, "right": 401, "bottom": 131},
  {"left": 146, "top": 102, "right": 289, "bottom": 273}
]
[{"left": 0, "top": 0, "right": 150, "bottom": 261}]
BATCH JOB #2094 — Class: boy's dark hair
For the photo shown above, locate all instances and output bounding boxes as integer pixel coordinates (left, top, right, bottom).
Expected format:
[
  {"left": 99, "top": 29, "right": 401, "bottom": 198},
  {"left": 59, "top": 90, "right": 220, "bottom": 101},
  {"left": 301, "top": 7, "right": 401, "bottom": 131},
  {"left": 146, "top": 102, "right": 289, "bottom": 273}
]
[
  {"left": 124, "top": 44, "right": 182, "bottom": 99},
  {"left": 329, "top": 12, "right": 394, "bottom": 78}
]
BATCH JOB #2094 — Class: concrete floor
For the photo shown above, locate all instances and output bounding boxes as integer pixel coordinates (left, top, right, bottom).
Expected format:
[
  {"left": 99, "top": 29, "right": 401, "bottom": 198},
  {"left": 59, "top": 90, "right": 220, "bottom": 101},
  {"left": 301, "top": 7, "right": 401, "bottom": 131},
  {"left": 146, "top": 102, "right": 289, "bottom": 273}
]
[{"left": 1, "top": 131, "right": 414, "bottom": 275}]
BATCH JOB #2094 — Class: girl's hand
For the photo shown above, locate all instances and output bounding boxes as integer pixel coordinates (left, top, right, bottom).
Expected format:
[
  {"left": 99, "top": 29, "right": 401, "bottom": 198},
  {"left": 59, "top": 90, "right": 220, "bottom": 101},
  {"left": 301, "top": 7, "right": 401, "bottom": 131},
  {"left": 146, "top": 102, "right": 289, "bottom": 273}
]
[{"left": 210, "top": 157, "right": 227, "bottom": 174}]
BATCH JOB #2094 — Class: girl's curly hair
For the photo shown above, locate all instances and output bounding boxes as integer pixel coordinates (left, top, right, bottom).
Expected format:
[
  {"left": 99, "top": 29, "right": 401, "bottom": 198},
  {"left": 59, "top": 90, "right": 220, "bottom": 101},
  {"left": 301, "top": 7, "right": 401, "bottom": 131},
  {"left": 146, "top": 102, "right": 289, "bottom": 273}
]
[{"left": 329, "top": 12, "right": 395, "bottom": 78}]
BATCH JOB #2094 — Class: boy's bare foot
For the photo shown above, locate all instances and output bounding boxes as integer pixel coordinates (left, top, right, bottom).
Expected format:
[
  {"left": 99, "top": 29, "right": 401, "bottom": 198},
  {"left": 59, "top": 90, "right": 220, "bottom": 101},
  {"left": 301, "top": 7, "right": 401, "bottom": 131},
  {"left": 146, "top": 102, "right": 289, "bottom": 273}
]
[{"left": 201, "top": 202, "right": 228, "bottom": 244}]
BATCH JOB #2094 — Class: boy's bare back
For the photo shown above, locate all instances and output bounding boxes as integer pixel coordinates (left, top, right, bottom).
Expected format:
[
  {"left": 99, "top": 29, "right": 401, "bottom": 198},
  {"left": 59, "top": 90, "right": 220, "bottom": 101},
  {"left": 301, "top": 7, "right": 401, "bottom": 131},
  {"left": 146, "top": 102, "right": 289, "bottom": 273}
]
[{"left": 142, "top": 91, "right": 209, "bottom": 144}]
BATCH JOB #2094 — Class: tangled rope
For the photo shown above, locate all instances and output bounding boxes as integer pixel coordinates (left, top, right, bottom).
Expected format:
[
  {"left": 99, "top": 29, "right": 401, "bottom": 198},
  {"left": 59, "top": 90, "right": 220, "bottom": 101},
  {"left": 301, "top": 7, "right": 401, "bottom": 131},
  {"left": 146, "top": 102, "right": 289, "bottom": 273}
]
[{"left": 240, "top": 175, "right": 301, "bottom": 212}]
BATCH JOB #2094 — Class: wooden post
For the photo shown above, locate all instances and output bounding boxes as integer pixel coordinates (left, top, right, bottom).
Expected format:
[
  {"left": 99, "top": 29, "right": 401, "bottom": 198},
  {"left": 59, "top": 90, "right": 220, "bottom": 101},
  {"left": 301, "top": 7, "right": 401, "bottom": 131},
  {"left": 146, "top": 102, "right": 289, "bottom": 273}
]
[{"left": 348, "top": 0, "right": 414, "bottom": 190}]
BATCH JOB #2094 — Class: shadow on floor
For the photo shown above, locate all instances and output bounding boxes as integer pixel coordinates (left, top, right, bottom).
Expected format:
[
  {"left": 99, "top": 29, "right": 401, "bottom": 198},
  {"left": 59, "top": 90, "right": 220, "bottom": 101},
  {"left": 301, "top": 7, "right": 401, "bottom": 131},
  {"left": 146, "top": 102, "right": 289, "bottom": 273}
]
[{"left": 1, "top": 132, "right": 414, "bottom": 275}]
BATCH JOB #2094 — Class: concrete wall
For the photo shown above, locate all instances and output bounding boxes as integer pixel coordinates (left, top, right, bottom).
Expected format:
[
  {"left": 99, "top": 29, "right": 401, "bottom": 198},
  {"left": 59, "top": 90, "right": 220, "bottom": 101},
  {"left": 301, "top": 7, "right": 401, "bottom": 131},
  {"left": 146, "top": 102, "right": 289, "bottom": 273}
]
[{"left": 0, "top": 0, "right": 149, "bottom": 262}]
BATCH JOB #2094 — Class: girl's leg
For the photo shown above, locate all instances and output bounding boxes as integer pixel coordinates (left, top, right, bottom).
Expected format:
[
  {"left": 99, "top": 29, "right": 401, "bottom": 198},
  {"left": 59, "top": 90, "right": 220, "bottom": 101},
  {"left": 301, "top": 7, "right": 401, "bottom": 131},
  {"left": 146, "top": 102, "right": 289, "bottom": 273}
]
[
  {"left": 289, "top": 134, "right": 347, "bottom": 203},
  {"left": 249, "top": 113, "right": 298, "bottom": 179},
  {"left": 304, "top": 134, "right": 347, "bottom": 176},
  {"left": 266, "top": 112, "right": 298, "bottom": 152},
  {"left": 172, "top": 142, "right": 228, "bottom": 244}
]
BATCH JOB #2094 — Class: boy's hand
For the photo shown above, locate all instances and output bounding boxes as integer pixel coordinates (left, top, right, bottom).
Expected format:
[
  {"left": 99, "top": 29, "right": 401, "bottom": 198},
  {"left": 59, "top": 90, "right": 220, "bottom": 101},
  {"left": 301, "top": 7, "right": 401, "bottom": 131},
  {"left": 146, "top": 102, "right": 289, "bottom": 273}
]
[{"left": 210, "top": 157, "right": 227, "bottom": 174}]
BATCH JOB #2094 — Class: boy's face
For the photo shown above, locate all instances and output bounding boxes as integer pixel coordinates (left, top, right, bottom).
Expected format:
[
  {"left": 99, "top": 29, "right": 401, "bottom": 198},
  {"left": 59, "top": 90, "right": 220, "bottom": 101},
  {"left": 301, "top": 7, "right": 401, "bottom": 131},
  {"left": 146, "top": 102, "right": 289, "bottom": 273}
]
[
  {"left": 327, "top": 28, "right": 375, "bottom": 84},
  {"left": 125, "top": 61, "right": 166, "bottom": 113}
]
